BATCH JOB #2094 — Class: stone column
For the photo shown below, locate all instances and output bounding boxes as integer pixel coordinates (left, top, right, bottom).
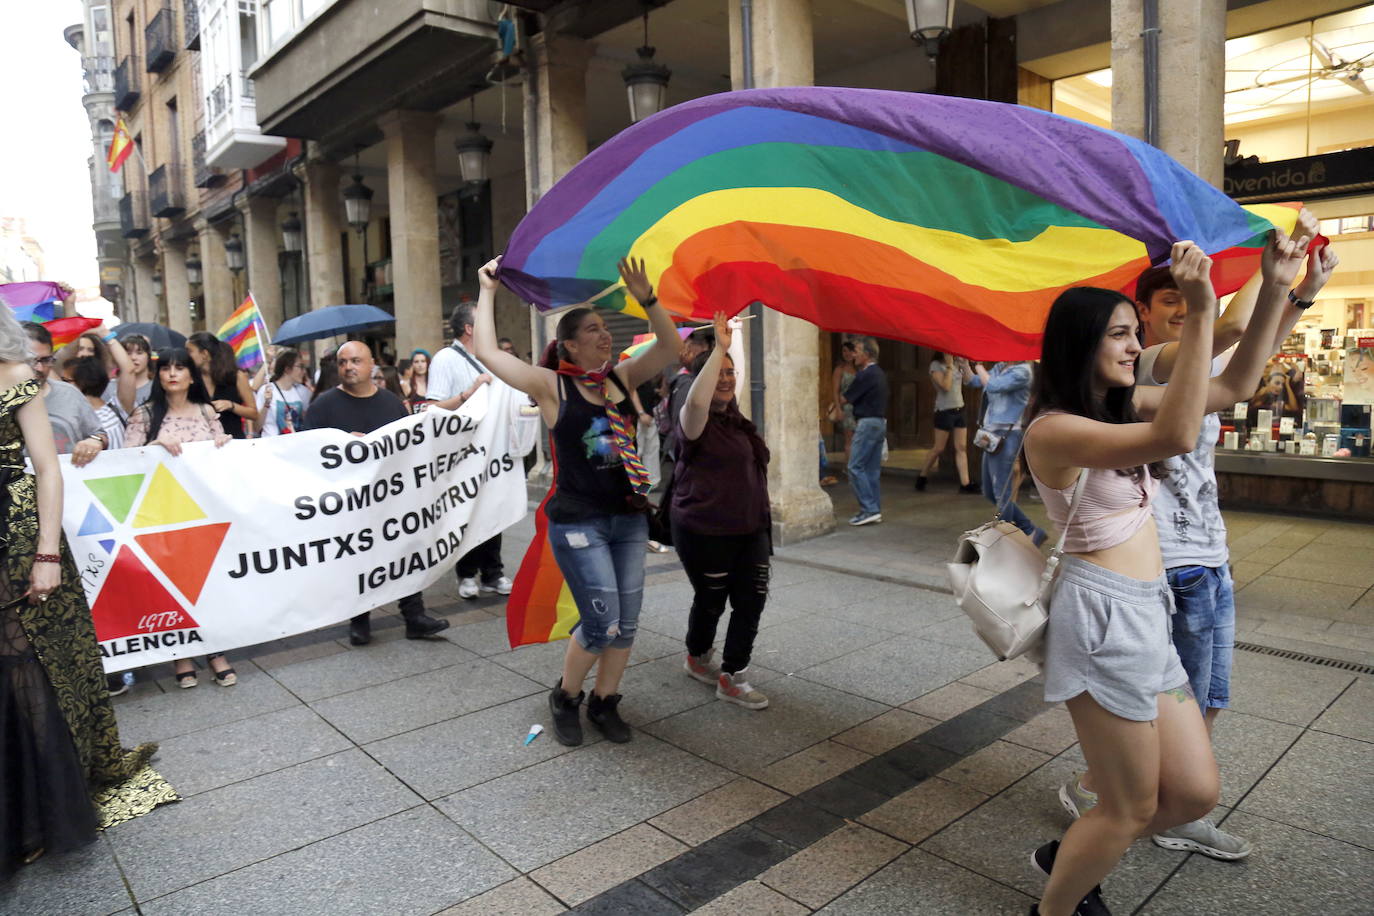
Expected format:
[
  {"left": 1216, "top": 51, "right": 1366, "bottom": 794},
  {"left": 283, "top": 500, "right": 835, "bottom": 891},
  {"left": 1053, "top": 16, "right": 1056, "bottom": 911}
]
[
  {"left": 132, "top": 256, "right": 159, "bottom": 326},
  {"left": 240, "top": 196, "right": 285, "bottom": 333},
  {"left": 162, "top": 243, "right": 192, "bottom": 337},
  {"left": 1110, "top": 0, "right": 1226, "bottom": 186},
  {"left": 379, "top": 110, "right": 442, "bottom": 358},
  {"left": 729, "top": 0, "right": 833, "bottom": 544},
  {"left": 198, "top": 221, "right": 236, "bottom": 334},
  {"left": 303, "top": 156, "right": 346, "bottom": 310}
]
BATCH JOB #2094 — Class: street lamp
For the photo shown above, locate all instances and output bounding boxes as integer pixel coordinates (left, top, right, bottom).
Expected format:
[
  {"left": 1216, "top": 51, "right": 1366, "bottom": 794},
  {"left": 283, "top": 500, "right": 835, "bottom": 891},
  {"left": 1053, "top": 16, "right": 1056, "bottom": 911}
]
[
  {"left": 455, "top": 97, "right": 493, "bottom": 184},
  {"left": 342, "top": 171, "right": 373, "bottom": 234},
  {"left": 225, "top": 233, "right": 245, "bottom": 274},
  {"left": 152, "top": 270, "right": 163, "bottom": 297},
  {"left": 281, "top": 212, "right": 303, "bottom": 253},
  {"left": 185, "top": 253, "right": 202, "bottom": 286},
  {"left": 622, "top": 5, "right": 671, "bottom": 123},
  {"left": 905, "top": 0, "right": 955, "bottom": 61}
]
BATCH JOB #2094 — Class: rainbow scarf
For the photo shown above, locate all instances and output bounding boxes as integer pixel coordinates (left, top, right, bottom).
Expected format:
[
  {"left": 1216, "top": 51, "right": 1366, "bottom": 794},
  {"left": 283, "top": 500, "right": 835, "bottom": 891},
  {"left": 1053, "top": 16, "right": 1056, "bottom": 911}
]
[
  {"left": 559, "top": 361, "right": 651, "bottom": 495},
  {"left": 216, "top": 294, "right": 266, "bottom": 370},
  {"left": 499, "top": 88, "right": 1298, "bottom": 361}
]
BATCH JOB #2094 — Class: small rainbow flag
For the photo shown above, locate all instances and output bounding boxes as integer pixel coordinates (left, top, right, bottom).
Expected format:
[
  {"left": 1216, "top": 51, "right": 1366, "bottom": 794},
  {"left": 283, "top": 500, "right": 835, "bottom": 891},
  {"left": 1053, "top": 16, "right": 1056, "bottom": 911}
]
[
  {"left": 618, "top": 326, "right": 694, "bottom": 362},
  {"left": 216, "top": 294, "right": 266, "bottom": 370},
  {"left": 45, "top": 317, "right": 104, "bottom": 351},
  {"left": 1, "top": 281, "right": 65, "bottom": 323}
]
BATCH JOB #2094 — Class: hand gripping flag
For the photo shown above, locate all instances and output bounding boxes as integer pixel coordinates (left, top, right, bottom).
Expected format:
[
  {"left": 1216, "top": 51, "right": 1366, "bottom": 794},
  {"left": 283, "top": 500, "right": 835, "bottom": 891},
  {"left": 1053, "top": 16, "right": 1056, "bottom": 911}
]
[
  {"left": 216, "top": 294, "right": 266, "bottom": 371},
  {"left": 107, "top": 116, "right": 134, "bottom": 173},
  {"left": 499, "top": 88, "right": 1300, "bottom": 362}
]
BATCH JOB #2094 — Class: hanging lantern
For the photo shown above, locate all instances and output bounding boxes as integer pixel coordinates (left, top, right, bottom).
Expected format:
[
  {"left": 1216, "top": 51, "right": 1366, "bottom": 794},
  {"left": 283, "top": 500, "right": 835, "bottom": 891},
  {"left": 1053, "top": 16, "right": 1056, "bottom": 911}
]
[
  {"left": 152, "top": 270, "right": 163, "bottom": 297},
  {"left": 342, "top": 172, "right": 373, "bottom": 234},
  {"left": 225, "top": 233, "right": 245, "bottom": 274},
  {"left": 905, "top": 0, "right": 955, "bottom": 60},
  {"left": 185, "top": 253, "right": 202, "bottom": 286},
  {"left": 622, "top": 7, "right": 671, "bottom": 123},
  {"left": 281, "top": 211, "right": 303, "bottom": 253}
]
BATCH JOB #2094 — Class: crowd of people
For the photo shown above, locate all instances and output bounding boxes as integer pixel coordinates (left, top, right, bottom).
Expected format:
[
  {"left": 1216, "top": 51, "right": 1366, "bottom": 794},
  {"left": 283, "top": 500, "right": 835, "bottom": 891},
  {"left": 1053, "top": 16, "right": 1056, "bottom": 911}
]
[{"left": 1, "top": 205, "right": 1344, "bottom": 916}]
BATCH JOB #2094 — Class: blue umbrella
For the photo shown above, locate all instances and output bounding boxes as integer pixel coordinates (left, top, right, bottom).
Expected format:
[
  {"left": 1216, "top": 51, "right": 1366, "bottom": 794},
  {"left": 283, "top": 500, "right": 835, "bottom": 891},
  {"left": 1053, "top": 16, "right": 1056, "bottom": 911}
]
[
  {"left": 272, "top": 304, "right": 396, "bottom": 345},
  {"left": 114, "top": 322, "right": 187, "bottom": 349}
]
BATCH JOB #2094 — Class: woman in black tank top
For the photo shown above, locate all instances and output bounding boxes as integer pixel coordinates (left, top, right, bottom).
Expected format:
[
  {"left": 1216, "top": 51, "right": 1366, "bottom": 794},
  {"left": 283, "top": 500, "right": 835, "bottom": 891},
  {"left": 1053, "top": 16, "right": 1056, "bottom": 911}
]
[
  {"left": 187, "top": 332, "right": 259, "bottom": 438},
  {"left": 470, "top": 255, "right": 682, "bottom": 748}
]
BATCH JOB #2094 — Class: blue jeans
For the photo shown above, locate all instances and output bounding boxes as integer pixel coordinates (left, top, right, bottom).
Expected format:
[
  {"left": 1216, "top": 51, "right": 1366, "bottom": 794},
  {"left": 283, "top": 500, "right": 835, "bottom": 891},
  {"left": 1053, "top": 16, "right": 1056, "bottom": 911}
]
[
  {"left": 1166, "top": 564, "right": 1235, "bottom": 711},
  {"left": 847, "top": 417, "right": 886, "bottom": 515},
  {"left": 980, "top": 428, "right": 1043, "bottom": 541},
  {"left": 548, "top": 513, "right": 649, "bottom": 653}
]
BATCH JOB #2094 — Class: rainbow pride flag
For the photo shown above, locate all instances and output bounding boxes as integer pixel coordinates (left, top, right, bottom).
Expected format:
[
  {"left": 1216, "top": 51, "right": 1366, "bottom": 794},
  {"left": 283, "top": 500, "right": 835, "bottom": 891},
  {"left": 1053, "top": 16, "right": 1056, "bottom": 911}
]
[
  {"left": 500, "top": 88, "right": 1299, "bottom": 361},
  {"left": 1, "top": 281, "right": 65, "bottom": 323},
  {"left": 216, "top": 294, "right": 266, "bottom": 370},
  {"left": 45, "top": 317, "right": 104, "bottom": 351},
  {"left": 506, "top": 456, "right": 581, "bottom": 649}
]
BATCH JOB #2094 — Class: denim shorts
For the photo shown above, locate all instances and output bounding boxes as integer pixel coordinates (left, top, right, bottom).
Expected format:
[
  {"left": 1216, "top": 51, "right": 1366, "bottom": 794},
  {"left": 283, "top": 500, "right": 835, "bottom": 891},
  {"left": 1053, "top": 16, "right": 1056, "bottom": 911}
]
[
  {"left": 1166, "top": 564, "right": 1235, "bottom": 711},
  {"left": 547, "top": 513, "right": 648, "bottom": 653},
  {"left": 1044, "top": 557, "right": 1189, "bottom": 722}
]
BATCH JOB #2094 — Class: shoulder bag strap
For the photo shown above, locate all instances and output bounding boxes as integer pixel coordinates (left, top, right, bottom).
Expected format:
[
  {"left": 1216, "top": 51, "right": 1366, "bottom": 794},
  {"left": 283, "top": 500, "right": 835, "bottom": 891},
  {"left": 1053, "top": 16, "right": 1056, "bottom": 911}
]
[
  {"left": 1035, "top": 467, "right": 1091, "bottom": 603},
  {"left": 451, "top": 341, "right": 486, "bottom": 374}
]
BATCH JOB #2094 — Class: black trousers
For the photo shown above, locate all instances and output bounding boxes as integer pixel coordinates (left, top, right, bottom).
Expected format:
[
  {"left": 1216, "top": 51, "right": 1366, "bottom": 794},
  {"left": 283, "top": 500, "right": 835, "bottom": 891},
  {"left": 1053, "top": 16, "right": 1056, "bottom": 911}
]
[
  {"left": 671, "top": 522, "right": 770, "bottom": 674},
  {"left": 352, "top": 593, "right": 425, "bottom": 627},
  {"left": 456, "top": 534, "right": 503, "bottom": 583}
]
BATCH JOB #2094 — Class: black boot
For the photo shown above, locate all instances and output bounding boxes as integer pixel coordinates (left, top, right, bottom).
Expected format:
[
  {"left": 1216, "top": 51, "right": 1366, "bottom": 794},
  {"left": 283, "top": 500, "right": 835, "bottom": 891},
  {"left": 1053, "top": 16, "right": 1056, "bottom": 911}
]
[
  {"left": 549, "top": 680, "right": 585, "bottom": 746},
  {"left": 914, "top": 474, "right": 928, "bottom": 491},
  {"left": 349, "top": 614, "right": 372, "bottom": 646},
  {"left": 587, "top": 692, "right": 632, "bottom": 743},
  {"left": 404, "top": 612, "right": 451, "bottom": 639}
]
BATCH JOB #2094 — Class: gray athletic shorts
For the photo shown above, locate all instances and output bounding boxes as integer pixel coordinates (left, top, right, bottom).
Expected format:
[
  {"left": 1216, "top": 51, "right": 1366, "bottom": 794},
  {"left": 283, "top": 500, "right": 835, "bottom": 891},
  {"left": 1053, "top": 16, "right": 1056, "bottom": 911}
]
[{"left": 1043, "top": 557, "right": 1189, "bottom": 722}]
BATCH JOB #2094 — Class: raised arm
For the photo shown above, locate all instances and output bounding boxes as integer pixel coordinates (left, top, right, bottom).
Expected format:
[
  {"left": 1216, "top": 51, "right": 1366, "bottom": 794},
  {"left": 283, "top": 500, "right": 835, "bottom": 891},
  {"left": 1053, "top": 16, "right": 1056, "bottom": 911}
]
[
  {"left": 679, "top": 312, "right": 731, "bottom": 442},
  {"left": 101, "top": 324, "right": 138, "bottom": 416},
  {"left": 470, "top": 256, "right": 559, "bottom": 406},
  {"left": 617, "top": 257, "right": 680, "bottom": 390}
]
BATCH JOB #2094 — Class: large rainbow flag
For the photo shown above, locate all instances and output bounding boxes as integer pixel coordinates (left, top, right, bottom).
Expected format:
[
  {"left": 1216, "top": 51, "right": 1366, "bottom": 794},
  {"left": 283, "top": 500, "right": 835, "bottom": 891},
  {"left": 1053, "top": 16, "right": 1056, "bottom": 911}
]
[
  {"left": 500, "top": 88, "right": 1299, "bottom": 362},
  {"left": 506, "top": 453, "right": 581, "bottom": 649},
  {"left": 216, "top": 294, "right": 266, "bottom": 370},
  {"left": 1, "top": 281, "right": 65, "bottom": 323}
]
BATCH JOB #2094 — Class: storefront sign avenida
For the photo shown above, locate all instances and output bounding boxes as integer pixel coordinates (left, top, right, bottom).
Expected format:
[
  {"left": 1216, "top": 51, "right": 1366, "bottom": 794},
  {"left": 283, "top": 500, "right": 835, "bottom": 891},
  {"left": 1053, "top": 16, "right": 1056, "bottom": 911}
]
[{"left": 1224, "top": 147, "right": 1374, "bottom": 203}]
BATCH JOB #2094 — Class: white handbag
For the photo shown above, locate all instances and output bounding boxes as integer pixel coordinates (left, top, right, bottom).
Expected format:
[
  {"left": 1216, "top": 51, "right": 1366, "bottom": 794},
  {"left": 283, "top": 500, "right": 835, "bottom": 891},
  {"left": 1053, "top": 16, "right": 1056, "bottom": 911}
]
[{"left": 946, "top": 467, "right": 1089, "bottom": 661}]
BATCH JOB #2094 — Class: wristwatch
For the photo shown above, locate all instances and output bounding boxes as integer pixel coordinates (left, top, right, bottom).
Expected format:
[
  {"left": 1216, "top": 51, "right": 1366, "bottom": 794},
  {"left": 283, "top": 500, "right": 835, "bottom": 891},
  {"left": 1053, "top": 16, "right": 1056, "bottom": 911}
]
[{"left": 1288, "top": 289, "right": 1315, "bottom": 309}]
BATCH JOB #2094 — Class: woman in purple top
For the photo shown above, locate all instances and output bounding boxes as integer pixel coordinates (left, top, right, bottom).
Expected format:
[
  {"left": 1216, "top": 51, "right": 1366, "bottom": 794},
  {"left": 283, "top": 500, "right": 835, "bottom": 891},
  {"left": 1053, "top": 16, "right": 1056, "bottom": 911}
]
[{"left": 673, "top": 313, "right": 771, "bottom": 710}]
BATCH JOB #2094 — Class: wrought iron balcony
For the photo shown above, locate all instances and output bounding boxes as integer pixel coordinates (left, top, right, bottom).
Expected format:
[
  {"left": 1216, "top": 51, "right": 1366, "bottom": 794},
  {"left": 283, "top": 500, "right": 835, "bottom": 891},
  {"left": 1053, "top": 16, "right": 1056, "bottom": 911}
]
[
  {"left": 149, "top": 164, "right": 186, "bottom": 218},
  {"left": 183, "top": 0, "right": 200, "bottom": 51},
  {"left": 82, "top": 56, "right": 115, "bottom": 94},
  {"left": 114, "top": 57, "right": 140, "bottom": 110},
  {"left": 145, "top": 5, "right": 177, "bottom": 73},
  {"left": 192, "top": 130, "right": 225, "bottom": 188},
  {"left": 120, "top": 191, "right": 150, "bottom": 238}
]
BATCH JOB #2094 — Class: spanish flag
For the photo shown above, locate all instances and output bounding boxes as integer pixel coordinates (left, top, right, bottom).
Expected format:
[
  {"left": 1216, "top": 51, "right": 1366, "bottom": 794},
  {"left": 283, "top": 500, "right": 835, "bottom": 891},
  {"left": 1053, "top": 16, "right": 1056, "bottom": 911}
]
[{"left": 106, "top": 117, "right": 133, "bottom": 173}]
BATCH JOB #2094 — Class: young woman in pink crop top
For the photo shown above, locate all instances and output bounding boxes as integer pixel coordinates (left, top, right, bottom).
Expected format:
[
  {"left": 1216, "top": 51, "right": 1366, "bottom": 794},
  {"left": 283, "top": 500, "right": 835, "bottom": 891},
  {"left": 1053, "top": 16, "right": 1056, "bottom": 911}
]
[{"left": 1020, "top": 232, "right": 1319, "bottom": 916}]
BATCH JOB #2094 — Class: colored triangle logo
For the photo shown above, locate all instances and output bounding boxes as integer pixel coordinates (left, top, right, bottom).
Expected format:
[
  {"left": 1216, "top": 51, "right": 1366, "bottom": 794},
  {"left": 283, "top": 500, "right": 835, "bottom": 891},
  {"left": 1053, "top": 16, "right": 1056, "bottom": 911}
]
[
  {"left": 77, "top": 503, "right": 114, "bottom": 537},
  {"left": 91, "top": 546, "right": 199, "bottom": 643},
  {"left": 133, "top": 464, "right": 207, "bottom": 529},
  {"left": 135, "top": 523, "right": 230, "bottom": 605},
  {"left": 84, "top": 473, "right": 145, "bottom": 524},
  {"left": 98, "top": 539, "right": 115, "bottom": 554}
]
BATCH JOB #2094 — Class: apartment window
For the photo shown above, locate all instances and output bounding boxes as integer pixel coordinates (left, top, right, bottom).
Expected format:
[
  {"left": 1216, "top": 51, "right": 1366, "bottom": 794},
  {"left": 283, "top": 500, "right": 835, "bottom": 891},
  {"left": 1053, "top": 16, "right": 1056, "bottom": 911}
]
[
  {"left": 263, "top": 0, "right": 290, "bottom": 45},
  {"left": 126, "top": 11, "right": 137, "bottom": 59},
  {"left": 91, "top": 4, "right": 112, "bottom": 56}
]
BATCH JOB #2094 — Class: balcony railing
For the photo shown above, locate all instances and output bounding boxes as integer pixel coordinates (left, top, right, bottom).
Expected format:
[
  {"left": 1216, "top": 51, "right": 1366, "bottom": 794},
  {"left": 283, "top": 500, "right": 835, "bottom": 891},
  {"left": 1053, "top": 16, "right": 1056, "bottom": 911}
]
[
  {"left": 114, "top": 57, "right": 140, "bottom": 110},
  {"left": 207, "top": 74, "right": 230, "bottom": 124},
  {"left": 192, "top": 130, "right": 225, "bottom": 188},
  {"left": 145, "top": 5, "right": 177, "bottom": 73},
  {"left": 184, "top": 0, "right": 200, "bottom": 51},
  {"left": 82, "top": 55, "right": 115, "bottom": 94},
  {"left": 120, "top": 191, "right": 150, "bottom": 238},
  {"left": 149, "top": 164, "right": 186, "bottom": 218}
]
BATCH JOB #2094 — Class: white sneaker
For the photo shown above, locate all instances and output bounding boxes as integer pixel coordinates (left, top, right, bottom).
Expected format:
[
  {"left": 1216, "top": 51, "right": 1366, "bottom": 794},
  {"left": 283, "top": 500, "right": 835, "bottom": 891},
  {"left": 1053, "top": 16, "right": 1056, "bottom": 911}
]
[
  {"left": 480, "top": 576, "right": 513, "bottom": 596},
  {"left": 717, "top": 669, "right": 769, "bottom": 709},
  {"left": 684, "top": 650, "right": 720, "bottom": 686},
  {"left": 1153, "top": 819, "right": 1252, "bottom": 860},
  {"left": 458, "top": 576, "right": 481, "bottom": 599}
]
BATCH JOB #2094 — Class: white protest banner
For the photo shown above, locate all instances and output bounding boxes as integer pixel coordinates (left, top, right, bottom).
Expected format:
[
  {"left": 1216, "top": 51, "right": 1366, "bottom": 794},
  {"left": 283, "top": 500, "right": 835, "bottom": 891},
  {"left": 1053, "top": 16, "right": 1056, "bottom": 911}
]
[{"left": 56, "top": 385, "right": 526, "bottom": 673}]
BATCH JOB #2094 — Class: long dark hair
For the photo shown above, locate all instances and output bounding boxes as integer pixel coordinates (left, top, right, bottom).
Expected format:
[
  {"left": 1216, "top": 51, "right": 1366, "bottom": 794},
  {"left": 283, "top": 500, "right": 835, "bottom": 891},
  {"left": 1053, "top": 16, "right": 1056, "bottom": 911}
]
[
  {"left": 270, "top": 348, "right": 300, "bottom": 383},
  {"left": 539, "top": 307, "right": 595, "bottom": 369},
  {"left": 188, "top": 331, "right": 238, "bottom": 393},
  {"left": 138, "top": 347, "right": 213, "bottom": 441},
  {"left": 1029, "top": 286, "right": 1164, "bottom": 480}
]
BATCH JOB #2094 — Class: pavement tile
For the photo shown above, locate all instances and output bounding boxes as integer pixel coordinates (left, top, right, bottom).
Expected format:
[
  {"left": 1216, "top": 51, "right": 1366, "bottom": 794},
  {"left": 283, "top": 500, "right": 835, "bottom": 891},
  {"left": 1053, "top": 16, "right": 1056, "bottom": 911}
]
[
  {"left": 641, "top": 676, "right": 885, "bottom": 772},
  {"left": 1226, "top": 652, "right": 1356, "bottom": 726},
  {"left": 939, "top": 739, "right": 1051, "bottom": 796},
  {"left": 1140, "top": 811, "right": 1374, "bottom": 915},
  {"left": 364, "top": 693, "right": 594, "bottom": 800},
  {"left": 1269, "top": 556, "right": 1374, "bottom": 590},
  {"left": 1240, "top": 729, "right": 1374, "bottom": 849},
  {"left": 751, "top": 797, "right": 848, "bottom": 848},
  {"left": 759, "top": 822, "right": 909, "bottom": 909},
  {"left": 798, "top": 773, "right": 895, "bottom": 817},
  {"left": 267, "top": 636, "right": 478, "bottom": 702},
  {"left": 796, "top": 634, "right": 990, "bottom": 706},
  {"left": 820, "top": 588, "right": 966, "bottom": 634},
  {"left": 1235, "top": 544, "right": 1300, "bottom": 567},
  {"left": 606, "top": 653, "right": 722, "bottom": 726},
  {"left": 900, "top": 681, "right": 997, "bottom": 720},
  {"left": 908, "top": 614, "right": 993, "bottom": 653},
  {"left": 751, "top": 740, "right": 872, "bottom": 795},
  {"left": 484, "top": 638, "right": 570, "bottom": 683},
  {"left": 1313, "top": 677, "right": 1374, "bottom": 743},
  {"left": 247, "top": 638, "right": 349, "bottom": 671},
  {"left": 570, "top": 879, "right": 684, "bottom": 914},
  {"left": 918, "top": 707, "right": 1023, "bottom": 756},
  {"left": 1287, "top": 540, "right": 1374, "bottom": 569},
  {"left": 445, "top": 616, "right": 538, "bottom": 657},
  {"left": 137, "top": 806, "right": 514, "bottom": 916},
  {"left": 107, "top": 749, "right": 421, "bottom": 900},
  {"left": 814, "top": 847, "right": 1035, "bottom": 915},
  {"left": 638, "top": 824, "right": 796, "bottom": 911},
  {"left": 110, "top": 660, "right": 300, "bottom": 746},
  {"left": 0, "top": 835, "right": 132, "bottom": 916},
  {"left": 1309, "top": 524, "right": 1374, "bottom": 548},
  {"left": 308, "top": 657, "right": 543, "bottom": 744},
  {"left": 435, "top": 734, "right": 731, "bottom": 871},
  {"left": 690, "top": 880, "right": 808, "bottom": 916},
  {"left": 530, "top": 823, "right": 687, "bottom": 906},
  {"left": 1236, "top": 575, "right": 1366, "bottom": 622},
  {"left": 749, "top": 614, "right": 896, "bottom": 673},
  {"left": 150, "top": 704, "right": 353, "bottom": 796},
  {"left": 433, "top": 877, "right": 566, "bottom": 916},
  {"left": 958, "top": 654, "right": 1042, "bottom": 693},
  {"left": 977, "top": 678, "right": 1053, "bottom": 723},
  {"left": 649, "top": 777, "right": 788, "bottom": 847},
  {"left": 859, "top": 776, "right": 990, "bottom": 844},
  {"left": 831, "top": 708, "right": 940, "bottom": 756},
  {"left": 1208, "top": 711, "right": 1302, "bottom": 808},
  {"left": 1002, "top": 707, "right": 1079, "bottom": 755}
]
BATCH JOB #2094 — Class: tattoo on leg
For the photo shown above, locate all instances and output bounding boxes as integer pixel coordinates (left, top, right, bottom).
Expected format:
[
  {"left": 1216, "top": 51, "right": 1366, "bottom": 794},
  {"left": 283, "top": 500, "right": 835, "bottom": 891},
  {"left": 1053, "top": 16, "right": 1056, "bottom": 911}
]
[{"left": 1164, "top": 684, "right": 1196, "bottom": 704}]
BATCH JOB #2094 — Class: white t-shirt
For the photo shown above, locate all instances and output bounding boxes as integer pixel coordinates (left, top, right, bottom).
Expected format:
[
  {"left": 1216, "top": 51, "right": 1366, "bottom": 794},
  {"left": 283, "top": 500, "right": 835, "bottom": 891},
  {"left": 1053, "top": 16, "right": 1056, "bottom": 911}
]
[
  {"left": 929, "top": 359, "right": 965, "bottom": 412},
  {"left": 426, "top": 340, "right": 486, "bottom": 402},
  {"left": 254, "top": 382, "right": 312, "bottom": 436}
]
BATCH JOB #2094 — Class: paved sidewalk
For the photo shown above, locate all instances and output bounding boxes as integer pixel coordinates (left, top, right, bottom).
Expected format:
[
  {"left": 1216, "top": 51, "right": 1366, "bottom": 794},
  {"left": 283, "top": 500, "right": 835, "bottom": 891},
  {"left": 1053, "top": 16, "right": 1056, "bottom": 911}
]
[{"left": 8, "top": 496, "right": 1373, "bottom": 915}]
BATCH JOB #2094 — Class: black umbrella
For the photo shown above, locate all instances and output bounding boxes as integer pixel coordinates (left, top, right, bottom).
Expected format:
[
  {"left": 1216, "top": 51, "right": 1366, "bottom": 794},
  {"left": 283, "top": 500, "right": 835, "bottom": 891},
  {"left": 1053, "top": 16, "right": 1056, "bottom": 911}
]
[{"left": 114, "top": 322, "right": 187, "bottom": 349}]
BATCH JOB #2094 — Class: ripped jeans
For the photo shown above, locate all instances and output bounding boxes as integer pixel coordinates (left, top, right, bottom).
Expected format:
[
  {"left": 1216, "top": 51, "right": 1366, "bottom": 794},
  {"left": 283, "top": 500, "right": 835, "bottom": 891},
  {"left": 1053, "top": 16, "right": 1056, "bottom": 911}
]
[
  {"left": 672, "top": 523, "right": 771, "bottom": 674},
  {"left": 548, "top": 513, "right": 649, "bottom": 653}
]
